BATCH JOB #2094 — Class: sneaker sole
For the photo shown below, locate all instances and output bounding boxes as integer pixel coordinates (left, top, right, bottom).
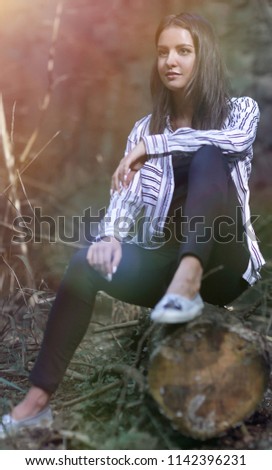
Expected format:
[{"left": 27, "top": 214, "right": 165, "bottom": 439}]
[{"left": 151, "top": 306, "right": 203, "bottom": 324}]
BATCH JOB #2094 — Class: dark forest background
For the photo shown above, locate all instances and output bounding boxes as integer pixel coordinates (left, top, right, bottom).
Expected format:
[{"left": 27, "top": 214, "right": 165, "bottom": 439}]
[{"left": 0, "top": 0, "right": 272, "bottom": 290}]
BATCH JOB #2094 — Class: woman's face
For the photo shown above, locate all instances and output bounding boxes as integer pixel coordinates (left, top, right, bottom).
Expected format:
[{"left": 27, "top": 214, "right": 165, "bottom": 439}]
[{"left": 157, "top": 26, "right": 196, "bottom": 94}]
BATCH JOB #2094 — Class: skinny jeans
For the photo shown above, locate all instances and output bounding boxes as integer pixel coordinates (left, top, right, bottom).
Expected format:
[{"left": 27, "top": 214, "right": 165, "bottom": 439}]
[{"left": 30, "top": 146, "right": 250, "bottom": 393}]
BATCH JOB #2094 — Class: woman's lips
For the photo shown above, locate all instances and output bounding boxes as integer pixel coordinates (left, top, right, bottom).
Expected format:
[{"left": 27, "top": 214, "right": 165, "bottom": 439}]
[{"left": 166, "top": 72, "right": 181, "bottom": 79}]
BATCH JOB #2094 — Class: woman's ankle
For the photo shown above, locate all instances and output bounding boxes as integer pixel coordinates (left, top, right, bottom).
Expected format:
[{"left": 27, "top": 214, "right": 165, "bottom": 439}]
[
  {"left": 167, "top": 255, "right": 203, "bottom": 299},
  {"left": 11, "top": 386, "right": 51, "bottom": 421}
]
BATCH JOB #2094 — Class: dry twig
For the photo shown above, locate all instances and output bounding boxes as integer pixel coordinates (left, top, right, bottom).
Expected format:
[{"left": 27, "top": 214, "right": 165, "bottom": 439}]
[
  {"left": 93, "top": 320, "right": 139, "bottom": 334},
  {"left": 62, "top": 380, "right": 122, "bottom": 408},
  {"left": 20, "top": 1, "right": 65, "bottom": 163}
]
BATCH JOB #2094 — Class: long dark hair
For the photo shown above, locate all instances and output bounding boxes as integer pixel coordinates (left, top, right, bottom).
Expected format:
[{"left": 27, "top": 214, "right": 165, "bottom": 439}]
[{"left": 149, "top": 13, "right": 230, "bottom": 134}]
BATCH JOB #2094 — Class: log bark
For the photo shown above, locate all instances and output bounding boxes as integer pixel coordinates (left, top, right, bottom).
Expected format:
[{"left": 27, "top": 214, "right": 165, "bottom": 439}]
[{"left": 147, "top": 305, "right": 270, "bottom": 440}]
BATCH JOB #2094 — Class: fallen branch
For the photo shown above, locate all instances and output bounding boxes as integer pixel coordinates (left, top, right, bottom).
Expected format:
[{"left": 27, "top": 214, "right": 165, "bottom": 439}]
[
  {"left": 102, "top": 364, "right": 145, "bottom": 392},
  {"left": 64, "top": 369, "right": 88, "bottom": 382},
  {"left": 93, "top": 320, "right": 139, "bottom": 334},
  {"left": 62, "top": 380, "right": 122, "bottom": 408},
  {"left": 58, "top": 430, "right": 95, "bottom": 449},
  {"left": 148, "top": 305, "right": 270, "bottom": 440}
]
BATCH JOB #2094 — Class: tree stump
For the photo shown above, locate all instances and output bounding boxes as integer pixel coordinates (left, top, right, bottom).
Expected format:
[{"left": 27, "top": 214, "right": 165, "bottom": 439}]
[{"left": 147, "top": 306, "right": 270, "bottom": 440}]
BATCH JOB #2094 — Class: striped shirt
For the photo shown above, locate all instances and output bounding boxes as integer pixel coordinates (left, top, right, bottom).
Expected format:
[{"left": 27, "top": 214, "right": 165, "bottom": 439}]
[{"left": 98, "top": 96, "right": 265, "bottom": 285}]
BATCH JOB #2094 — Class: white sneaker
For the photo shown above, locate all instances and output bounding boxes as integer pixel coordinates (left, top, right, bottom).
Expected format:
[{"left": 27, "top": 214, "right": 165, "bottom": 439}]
[
  {"left": 151, "top": 293, "right": 204, "bottom": 324},
  {"left": 0, "top": 406, "right": 53, "bottom": 439}
]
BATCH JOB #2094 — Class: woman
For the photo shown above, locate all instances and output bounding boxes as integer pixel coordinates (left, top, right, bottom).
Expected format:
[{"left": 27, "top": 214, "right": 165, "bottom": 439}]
[{"left": 0, "top": 12, "right": 265, "bottom": 436}]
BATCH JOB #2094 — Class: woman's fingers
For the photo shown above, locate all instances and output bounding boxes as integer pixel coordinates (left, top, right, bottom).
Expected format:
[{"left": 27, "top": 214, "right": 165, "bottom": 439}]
[
  {"left": 119, "top": 160, "right": 130, "bottom": 186},
  {"left": 111, "top": 160, "right": 130, "bottom": 193},
  {"left": 125, "top": 169, "right": 137, "bottom": 186},
  {"left": 111, "top": 240, "right": 122, "bottom": 269},
  {"left": 111, "top": 141, "right": 147, "bottom": 193},
  {"left": 94, "top": 243, "right": 112, "bottom": 275},
  {"left": 111, "top": 169, "right": 119, "bottom": 193},
  {"left": 87, "top": 238, "right": 122, "bottom": 278}
]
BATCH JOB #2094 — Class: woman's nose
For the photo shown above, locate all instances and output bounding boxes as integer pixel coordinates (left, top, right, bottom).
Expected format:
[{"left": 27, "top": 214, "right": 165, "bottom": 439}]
[{"left": 166, "top": 51, "right": 178, "bottom": 67}]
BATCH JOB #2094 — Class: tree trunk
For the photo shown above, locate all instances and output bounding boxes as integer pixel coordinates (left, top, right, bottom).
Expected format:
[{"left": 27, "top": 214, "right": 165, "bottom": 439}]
[{"left": 147, "top": 305, "right": 270, "bottom": 440}]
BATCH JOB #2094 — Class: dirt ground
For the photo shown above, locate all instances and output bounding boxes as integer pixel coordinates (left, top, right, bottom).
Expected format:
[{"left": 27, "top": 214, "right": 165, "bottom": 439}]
[{"left": 1, "top": 288, "right": 272, "bottom": 451}]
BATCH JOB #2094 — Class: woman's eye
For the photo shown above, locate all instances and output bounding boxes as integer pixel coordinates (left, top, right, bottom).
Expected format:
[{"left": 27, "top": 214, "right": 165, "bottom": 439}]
[
  {"left": 157, "top": 50, "right": 168, "bottom": 57},
  {"left": 178, "top": 48, "right": 189, "bottom": 55}
]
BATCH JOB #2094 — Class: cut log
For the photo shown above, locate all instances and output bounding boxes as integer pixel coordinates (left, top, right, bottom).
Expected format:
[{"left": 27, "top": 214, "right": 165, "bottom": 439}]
[{"left": 147, "top": 305, "right": 270, "bottom": 440}]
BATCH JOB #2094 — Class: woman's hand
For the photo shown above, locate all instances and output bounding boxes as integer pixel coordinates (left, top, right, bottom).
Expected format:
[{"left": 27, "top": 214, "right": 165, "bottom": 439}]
[
  {"left": 87, "top": 237, "right": 122, "bottom": 279},
  {"left": 111, "top": 140, "right": 147, "bottom": 193}
]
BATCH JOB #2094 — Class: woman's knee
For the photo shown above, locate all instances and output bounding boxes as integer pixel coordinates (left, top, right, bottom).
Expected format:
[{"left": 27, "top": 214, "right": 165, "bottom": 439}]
[
  {"left": 194, "top": 145, "right": 227, "bottom": 165},
  {"left": 190, "top": 145, "right": 229, "bottom": 178}
]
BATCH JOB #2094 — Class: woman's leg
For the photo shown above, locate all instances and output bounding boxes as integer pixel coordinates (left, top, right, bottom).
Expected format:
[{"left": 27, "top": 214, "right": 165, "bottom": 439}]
[
  {"left": 12, "top": 247, "right": 99, "bottom": 419},
  {"left": 166, "top": 145, "right": 249, "bottom": 306},
  {"left": 11, "top": 242, "right": 178, "bottom": 419}
]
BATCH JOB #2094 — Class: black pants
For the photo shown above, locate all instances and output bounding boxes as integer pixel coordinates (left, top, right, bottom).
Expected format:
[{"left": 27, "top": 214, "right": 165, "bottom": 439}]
[{"left": 30, "top": 146, "right": 250, "bottom": 393}]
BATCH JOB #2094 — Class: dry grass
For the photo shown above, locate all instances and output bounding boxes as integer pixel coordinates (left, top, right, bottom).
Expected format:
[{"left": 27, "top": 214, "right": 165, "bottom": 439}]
[{"left": 1, "top": 290, "right": 272, "bottom": 450}]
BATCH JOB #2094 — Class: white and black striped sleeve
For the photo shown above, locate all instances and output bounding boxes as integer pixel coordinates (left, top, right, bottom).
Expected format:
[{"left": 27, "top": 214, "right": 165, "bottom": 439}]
[
  {"left": 97, "top": 122, "right": 145, "bottom": 241},
  {"left": 142, "top": 97, "right": 260, "bottom": 158}
]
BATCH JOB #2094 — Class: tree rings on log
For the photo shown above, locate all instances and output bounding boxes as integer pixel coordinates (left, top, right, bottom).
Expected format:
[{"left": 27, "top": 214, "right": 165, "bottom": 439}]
[{"left": 148, "top": 310, "right": 270, "bottom": 440}]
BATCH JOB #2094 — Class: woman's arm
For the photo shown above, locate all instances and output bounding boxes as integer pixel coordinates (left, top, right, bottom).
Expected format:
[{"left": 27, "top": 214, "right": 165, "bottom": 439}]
[
  {"left": 112, "top": 98, "right": 259, "bottom": 190},
  {"left": 142, "top": 97, "right": 260, "bottom": 157},
  {"left": 97, "top": 185, "right": 143, "bottom": 241},
  {"left": 97, "top": 120, "right": 146, "bottom": 241}
]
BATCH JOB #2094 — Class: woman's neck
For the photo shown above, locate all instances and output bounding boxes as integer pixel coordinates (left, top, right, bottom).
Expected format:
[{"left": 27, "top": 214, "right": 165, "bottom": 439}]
[
  {"left": 171, "top": 95, "right": 194, "bottom": 129},
  {"left": 171, "top": 114, "right": 192, "bottom": 130}
]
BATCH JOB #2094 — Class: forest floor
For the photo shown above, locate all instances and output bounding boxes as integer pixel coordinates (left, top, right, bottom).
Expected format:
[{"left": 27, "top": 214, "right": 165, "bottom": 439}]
[{"left": 1, "top": 282, "right": 272, "bottom": 451}]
